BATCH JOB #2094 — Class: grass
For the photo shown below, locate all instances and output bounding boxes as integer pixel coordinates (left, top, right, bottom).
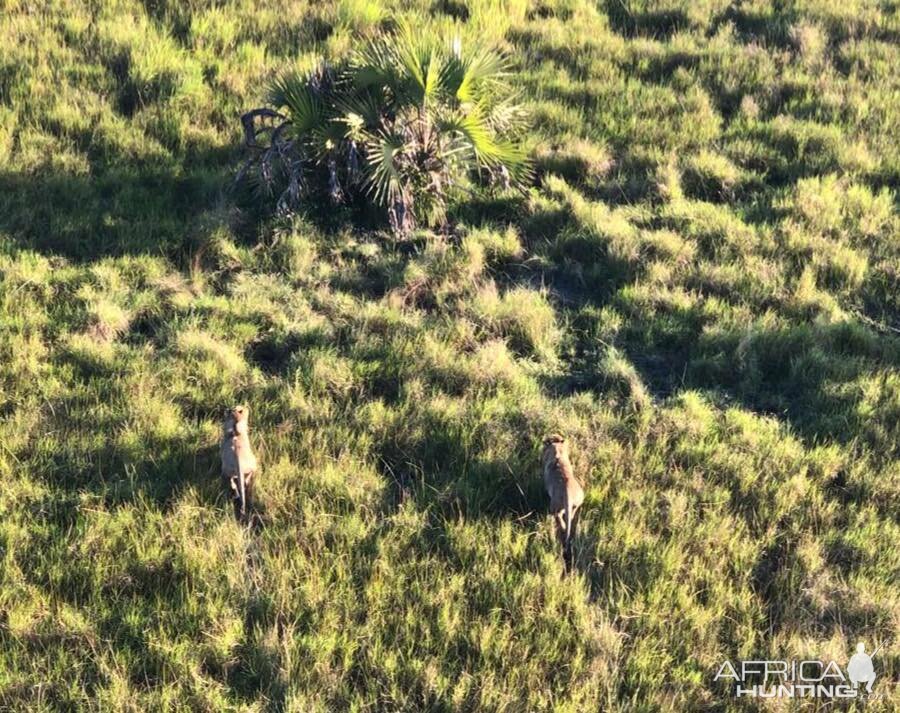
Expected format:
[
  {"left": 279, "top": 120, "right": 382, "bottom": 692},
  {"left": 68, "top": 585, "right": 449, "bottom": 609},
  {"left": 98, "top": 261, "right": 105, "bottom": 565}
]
[{"left": 1, "top": 0, "right": 898, "bottom": 710}]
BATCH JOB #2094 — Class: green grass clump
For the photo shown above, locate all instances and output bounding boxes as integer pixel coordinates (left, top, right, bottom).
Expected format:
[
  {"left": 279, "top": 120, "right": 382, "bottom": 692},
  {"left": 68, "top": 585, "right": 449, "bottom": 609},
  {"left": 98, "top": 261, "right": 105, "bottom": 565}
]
[
  {"left": 469, "top": 284, "right": 562, "bottom": 362},
  {"left": 1, "top": 0, "right": 899, "bottom": 710}
]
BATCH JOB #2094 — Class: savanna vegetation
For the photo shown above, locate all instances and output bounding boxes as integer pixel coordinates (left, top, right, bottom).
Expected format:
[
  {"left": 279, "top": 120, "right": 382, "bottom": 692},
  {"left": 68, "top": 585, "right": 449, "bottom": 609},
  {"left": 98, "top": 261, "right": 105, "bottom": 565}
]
[
  {"left": 239, "top": 27, "right": 531, "bottom": 233},
  {"left": 1, "top": 0, "right": 898, "bottom": 711}
]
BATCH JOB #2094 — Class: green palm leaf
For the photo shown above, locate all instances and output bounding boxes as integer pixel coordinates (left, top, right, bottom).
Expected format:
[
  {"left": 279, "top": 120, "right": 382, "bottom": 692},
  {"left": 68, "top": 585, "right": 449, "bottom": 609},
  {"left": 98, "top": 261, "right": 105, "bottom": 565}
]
[
  {"left": 242, "top": 22, "right": 531, "bottom": 231},
  {"left": 352, "top": 39, "right": 400, "bottom": 93},
  {"left": 453, "top": 47, "right": 509, "bottom": 104},
  {"left": 269, "top": 73, "right": 325, "bottom": 134},
  {"left": 364, "top": 132, "right": 404, "bottom": 205},
  {"left": 393, "top": 25, "right": 443, "bottom": 106},
  {"left": 335, "top": 91, "right": 383, "bottom": 138},
  {"left": 441, "top": 110, "right": 529, "bottom": 175}
]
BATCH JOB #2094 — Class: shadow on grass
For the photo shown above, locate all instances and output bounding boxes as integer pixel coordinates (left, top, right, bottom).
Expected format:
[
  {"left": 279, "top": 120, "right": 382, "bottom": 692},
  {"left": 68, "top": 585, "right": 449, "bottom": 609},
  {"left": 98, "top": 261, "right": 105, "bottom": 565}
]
[
  {"left": 0, "top": 133, "right": 238, "bottom": 260},
  {"left": 511, "top": 200, "right": 900, "bottom": 453},
  {"left": 373, "top": 424, "right": 544, "bottom": 524},
  {"left": 606, "top": 4, "right": 694, "bottom": 40},
  {"left": 9, "top": 426, "right": 225, "bottom": 699},
  {"left": 630, "top": 317, "right": 898, "bottom": 452}
]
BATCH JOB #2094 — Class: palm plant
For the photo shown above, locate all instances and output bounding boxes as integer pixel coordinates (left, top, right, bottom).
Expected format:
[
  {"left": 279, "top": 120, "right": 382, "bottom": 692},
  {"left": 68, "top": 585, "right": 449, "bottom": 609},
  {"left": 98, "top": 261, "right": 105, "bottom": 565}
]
[{"left": 238, "top": 26, "right": 530, "bottom": 234}]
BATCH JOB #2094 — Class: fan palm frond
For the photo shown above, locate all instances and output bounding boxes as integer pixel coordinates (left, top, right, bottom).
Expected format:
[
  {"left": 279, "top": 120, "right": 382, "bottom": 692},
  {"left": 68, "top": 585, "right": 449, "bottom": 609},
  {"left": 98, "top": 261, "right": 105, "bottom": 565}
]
[
  {"left": 352, "top": 38, "right": 400, "bottom": 92},
  {"left": 392, "top": 25, "right": 444, "bottom": 106},
  {"left": 335, "top": 90, "right": 383, "bottom": 134},
  {"left": 364, "top": 132, "right": 404, "bottom": 205},
  {"left": 309, "top": 120, "right": 348, "bottom": 154},
  {"left": 269, "top": 72, "right": 326, "bottom": 134},
  {"left": 441, "top": 110, "right": 528, "bottom": 174},
  {"left": 485, "top": 96, "right": 530, "bottom": 135},
  {"left": 453, "top": 47, "right": 509, "bottom": 104}
]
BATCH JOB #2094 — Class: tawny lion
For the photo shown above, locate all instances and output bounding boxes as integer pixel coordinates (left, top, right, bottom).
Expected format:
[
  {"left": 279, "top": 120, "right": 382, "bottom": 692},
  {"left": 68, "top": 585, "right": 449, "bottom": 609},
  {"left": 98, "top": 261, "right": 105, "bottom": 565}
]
[
  {"left": 542, "top": 434, "right": 584, "bottom": 567},
  {"left": 221, "top": 405, "right": 258, "bottom": 522}
]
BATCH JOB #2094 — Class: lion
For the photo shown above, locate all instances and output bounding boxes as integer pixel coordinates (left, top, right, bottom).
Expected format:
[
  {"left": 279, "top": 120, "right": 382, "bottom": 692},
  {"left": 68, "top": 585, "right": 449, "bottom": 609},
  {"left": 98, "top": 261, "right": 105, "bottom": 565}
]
[
  {"left": 542, "top": 434, "right": 584, "bottom": 569},
  {"left": 221, "top": 405, "right": 258, "bottom": 522}
]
